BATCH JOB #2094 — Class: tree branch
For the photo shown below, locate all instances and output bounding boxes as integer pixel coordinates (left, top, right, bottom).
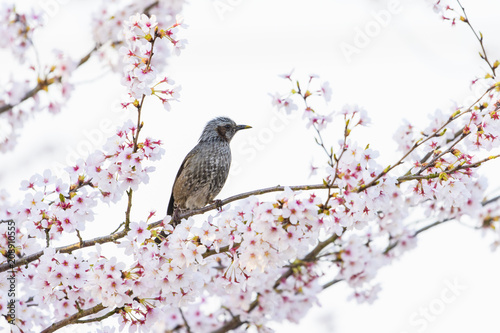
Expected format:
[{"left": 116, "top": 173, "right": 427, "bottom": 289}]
[
  {"left": 0, "top": 183, "right": 331, "bottom": 273},
  {"left": 457, "top": 0, "right": 497, "bottom": 78},
  {"left": 0, "top": 229, "right": 127, "bottom": 273},
  {"left": 149, "top": 183, "right": 334, "bottom": 229},
  {"left": 74, "top": 307, "right": 120, "bottom": 324},
  {"left": 362, "top": 84, "right": 495, "bottom": 192},
  {"left": 40, "top": 303, "right": 106, "bottom": 333},
  {"left": 273, "top": 233, "right": 339, "bottom": 289}
]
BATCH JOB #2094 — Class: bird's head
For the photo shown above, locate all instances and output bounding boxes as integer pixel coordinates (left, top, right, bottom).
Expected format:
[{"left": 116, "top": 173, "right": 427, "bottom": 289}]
[{"left": 200, "top": 117, "right": 251, "bottom": 143}]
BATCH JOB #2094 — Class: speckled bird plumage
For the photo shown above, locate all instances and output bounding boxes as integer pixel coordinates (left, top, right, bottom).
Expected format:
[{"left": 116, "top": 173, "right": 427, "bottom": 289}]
[{"left": 167, "top": 117, "right": 251, "bottom": 217}]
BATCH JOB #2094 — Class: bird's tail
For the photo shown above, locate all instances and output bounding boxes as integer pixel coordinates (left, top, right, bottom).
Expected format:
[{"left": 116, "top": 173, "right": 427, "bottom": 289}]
[{"left": 167, "top": 193, "right": 175, "bottom": 216}]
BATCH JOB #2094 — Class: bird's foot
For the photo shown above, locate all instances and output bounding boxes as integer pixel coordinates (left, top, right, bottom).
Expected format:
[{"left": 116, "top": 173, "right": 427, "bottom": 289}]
[
  {"left": 171, "top": 208, "right": 181, "bottom": 227},
  {"left": 213, "top": 199, "right": 223, "bottom": 212}
]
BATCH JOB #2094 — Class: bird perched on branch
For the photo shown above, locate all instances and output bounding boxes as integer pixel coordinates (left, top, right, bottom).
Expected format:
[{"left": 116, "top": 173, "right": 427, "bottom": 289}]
[{"left": 167, "top": 117, "right": 251, "bottom": 223}]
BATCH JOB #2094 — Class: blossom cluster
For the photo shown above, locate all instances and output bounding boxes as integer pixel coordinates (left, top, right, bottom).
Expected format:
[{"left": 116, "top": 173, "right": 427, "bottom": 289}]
[
  {"left": 97, "top": 190, "right": 326, "bottom": 330},
  {"left": 392, "top": 95, "right": 500, "bottom": 220},
  {"left": 0, "top": 1, "right": 186, "bottom": 153},
  {"left": 0, "top": 4, "right": 43, "bottom": 64},
  {"left": 13, "top": 120, "right": 162, "bottom": 241},
  {"left": 0, "top": 3, "right": 77, "bottom": 153},
  {"left": 270, "top": 72, "right": 334, "bottom": 131},
  {"left": 269, "top": 71, "right": 500, "bottom": 309},
  {"left": 0, "top": 49, "right": 76, "bottom": 153},
  {"left": 0, "top": 120, "right": 164, "bottom": 331},
  {"left": 92, "top": 0, "right": 185, "bottom": 72},
  {"left": 120, "top": 13, "right": 184, "bottom": 108}
]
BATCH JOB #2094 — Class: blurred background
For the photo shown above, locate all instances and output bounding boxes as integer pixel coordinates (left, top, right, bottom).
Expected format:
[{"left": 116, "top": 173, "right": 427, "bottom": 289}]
[{"left": 1, "top": 0, "right": 500, "bottom": 332}]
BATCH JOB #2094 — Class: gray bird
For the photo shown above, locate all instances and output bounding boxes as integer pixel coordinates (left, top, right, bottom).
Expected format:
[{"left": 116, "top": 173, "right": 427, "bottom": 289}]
[{"left": 167, "top": 117, "right": 251, "bottom": 221}]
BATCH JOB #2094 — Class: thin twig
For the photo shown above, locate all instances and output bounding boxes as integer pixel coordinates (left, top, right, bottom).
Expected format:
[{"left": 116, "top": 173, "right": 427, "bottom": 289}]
[
  {"left": 322, "top": 279, "right": 342, "bottom": 290},
  {"left": 457, "top": 0, "right": 497, "bottom": 78},
  {"left": 482, "top": 194, "right": 500, "bottom": 206},
  {"left": 179, "top": 308, "right": 192, "bottom": 333}
]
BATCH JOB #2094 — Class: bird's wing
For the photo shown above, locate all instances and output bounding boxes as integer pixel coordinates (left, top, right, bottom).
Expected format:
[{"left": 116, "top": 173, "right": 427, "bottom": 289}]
[
  {"left": 167, "top": 146, "right": 200, "bottom": 215},
  {"left": 167, "top": 192, "right": 175, "bottom": 216}
]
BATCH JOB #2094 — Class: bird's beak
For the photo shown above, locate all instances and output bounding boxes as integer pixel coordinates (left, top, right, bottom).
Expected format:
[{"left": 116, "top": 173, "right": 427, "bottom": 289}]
[{"left": 236, "top": 125, "right": 252, "bottom": 131}]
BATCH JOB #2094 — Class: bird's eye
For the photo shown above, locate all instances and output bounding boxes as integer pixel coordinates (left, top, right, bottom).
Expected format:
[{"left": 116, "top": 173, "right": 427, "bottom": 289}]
[{"left": 224, "top": 124, "right": 231, "bottom": 130}]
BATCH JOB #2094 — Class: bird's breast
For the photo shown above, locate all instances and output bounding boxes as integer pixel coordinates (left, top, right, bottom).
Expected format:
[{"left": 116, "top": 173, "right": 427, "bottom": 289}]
[{"left": 173, "top": 140, "right": 232, "bottom": 210}]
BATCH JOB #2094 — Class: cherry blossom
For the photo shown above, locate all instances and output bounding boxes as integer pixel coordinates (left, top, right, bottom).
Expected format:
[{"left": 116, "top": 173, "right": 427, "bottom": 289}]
[{"left": 0, "top": 2, "right": 500, "bottom": 333}]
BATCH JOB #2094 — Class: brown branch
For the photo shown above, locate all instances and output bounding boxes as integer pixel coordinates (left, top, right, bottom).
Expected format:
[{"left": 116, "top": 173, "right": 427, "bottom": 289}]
[
  {"left": 412, "top": 133, "right": 466, "bottom": 177},
  {"left": 40, "top": 303, "right": 106, "bottom": 333},
  {"left": 0, "top": 84, "right": 43, "bottom": 114},
  {"left": 202, "top": 244, "right": 236, "bottom": 258},
  {"left": 143, "top": 0, "right": 160, "bottom": 15},
  {"left": 125, "top": 189, "right": 133, "bottom": 232},
  {"left": 397, "top": 153, "right": 500, "bottom": 182},
  {"left": 74, "top": 307, "right": 120, "bottom": 324},
  {"left": 35, "top": 185, "right": 500, "bottom": 332},
  {"left": 0, "top": 183, "right": 331, "bottom": 273},
  {"left": 211, "top": 316, "right": 248, "bottom": 333},
  {"left": 149, "top": 183, "right": 334, "bottom": 229},
  {"left": 385, "top": 181, "right": 500, "bottom": 253},
  {"left": 0, "top": 229, "right": 127, "bottom": 273},
  {"left": 273, "top": 233, "right": 339, "bottom": 289},
  {"left": 413, "top": 219, "right": 451, "bottom": 237}
]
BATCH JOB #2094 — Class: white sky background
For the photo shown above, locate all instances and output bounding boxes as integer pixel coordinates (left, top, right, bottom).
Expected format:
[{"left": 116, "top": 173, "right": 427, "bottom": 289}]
[{"left": 1, "top": 0, "right": 500, "bottom": 332}]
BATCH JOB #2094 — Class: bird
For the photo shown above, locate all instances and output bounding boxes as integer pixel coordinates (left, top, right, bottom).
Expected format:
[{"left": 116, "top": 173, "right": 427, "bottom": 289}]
[{"left": 167, "top": 116, "right": 251, "bottom": 222}]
